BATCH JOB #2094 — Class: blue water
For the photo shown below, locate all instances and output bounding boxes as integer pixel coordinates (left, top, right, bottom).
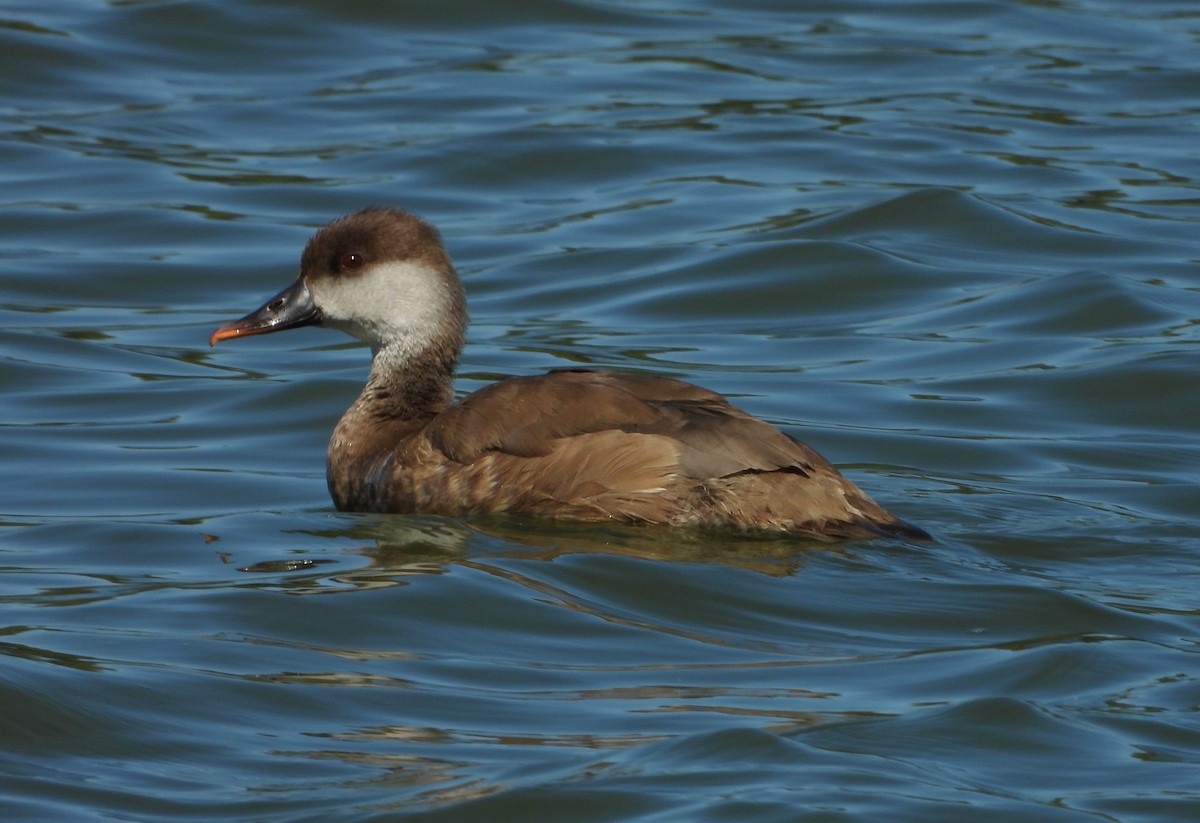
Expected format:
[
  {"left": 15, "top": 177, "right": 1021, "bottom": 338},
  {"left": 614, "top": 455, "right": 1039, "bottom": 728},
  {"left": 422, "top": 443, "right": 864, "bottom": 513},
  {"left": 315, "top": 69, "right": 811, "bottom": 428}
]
[{"left": 2, "top": 1, "right": 1198, "bottom": 820}]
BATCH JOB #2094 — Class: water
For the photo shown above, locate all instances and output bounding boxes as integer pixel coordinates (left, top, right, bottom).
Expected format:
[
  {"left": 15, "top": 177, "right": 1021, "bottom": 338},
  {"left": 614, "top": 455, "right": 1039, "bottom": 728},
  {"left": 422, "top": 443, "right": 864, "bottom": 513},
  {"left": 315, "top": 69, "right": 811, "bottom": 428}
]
[{"left": 2, "top": 0, "right": 1198, "bottom": 820}]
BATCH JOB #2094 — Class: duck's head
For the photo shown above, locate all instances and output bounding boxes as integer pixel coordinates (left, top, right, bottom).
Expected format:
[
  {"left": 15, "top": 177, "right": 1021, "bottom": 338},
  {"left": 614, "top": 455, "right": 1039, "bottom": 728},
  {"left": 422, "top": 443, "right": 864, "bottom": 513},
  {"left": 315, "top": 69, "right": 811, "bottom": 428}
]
[{"left": 210, "top": 208, "right": 466, "bottom": 357}]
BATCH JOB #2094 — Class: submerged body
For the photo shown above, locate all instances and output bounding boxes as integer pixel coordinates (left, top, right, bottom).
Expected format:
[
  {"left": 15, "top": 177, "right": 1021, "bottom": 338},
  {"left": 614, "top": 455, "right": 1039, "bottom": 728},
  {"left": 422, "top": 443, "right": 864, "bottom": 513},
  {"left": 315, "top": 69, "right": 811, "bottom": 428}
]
[{"left": 211, "top": 208, "right": 928, "bottom": 541}]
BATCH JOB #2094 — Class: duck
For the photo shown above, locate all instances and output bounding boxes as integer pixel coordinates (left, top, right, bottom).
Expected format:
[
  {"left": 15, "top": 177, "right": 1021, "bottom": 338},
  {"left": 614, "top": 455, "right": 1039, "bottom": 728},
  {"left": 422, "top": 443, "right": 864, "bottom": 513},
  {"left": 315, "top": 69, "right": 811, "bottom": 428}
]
[{"left": 210, "top": 207, "right": 929, "bottom": 541}]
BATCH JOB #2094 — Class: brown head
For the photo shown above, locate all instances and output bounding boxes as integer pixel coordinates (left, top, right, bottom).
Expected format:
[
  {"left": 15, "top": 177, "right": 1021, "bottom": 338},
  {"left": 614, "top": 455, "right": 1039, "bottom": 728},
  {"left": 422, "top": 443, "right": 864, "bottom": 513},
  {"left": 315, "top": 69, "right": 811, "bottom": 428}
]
[{"left": 210, "top": 208, "right": 467, "bottom": 362}]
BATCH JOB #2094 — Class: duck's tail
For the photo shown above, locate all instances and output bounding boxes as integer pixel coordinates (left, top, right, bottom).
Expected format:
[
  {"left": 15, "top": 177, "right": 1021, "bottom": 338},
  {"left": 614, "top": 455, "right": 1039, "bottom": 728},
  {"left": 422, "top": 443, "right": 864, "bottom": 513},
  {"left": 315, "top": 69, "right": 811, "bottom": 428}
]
[{"left": 862, "top": 515, "right": 933, "bottom": 542}]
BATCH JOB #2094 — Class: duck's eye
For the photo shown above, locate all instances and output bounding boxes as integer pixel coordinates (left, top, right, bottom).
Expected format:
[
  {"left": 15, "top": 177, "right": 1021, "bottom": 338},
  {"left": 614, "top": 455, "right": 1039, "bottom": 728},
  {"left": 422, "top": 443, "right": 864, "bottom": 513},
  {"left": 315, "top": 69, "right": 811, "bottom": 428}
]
[{"left": 340, "top": 253, "right": 365, "bottom": 271}]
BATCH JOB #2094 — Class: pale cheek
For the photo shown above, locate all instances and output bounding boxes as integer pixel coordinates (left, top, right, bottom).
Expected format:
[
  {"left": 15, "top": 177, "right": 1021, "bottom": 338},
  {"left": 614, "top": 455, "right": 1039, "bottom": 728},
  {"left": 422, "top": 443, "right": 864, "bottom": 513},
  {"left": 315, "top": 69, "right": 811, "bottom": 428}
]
[{"left": 309, "top": 262, "right": 448, "bottom": 349}]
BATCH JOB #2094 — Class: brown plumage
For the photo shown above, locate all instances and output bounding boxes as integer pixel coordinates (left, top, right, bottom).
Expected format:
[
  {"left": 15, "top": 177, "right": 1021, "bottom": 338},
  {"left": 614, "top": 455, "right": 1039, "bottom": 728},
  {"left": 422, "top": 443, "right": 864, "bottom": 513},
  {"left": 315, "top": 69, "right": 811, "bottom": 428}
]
[{"left": 210, "top": 207, "right": 929, "bottom": 541}]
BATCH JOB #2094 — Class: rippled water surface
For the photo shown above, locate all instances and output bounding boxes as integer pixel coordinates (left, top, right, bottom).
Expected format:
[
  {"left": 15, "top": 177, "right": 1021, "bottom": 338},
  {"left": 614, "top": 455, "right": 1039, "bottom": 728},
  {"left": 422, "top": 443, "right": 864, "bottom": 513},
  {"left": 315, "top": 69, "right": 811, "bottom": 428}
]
[{"left": 2, "top": 1, "right": 1199, "bottom": 820}]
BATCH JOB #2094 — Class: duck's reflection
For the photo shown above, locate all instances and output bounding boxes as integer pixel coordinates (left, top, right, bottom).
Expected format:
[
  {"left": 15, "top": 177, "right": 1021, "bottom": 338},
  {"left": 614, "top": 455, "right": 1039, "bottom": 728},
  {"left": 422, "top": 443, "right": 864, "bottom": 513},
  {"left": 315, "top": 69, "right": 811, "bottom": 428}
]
[{"left": 233, "top": 511, "right": 867, "bottom": 596}]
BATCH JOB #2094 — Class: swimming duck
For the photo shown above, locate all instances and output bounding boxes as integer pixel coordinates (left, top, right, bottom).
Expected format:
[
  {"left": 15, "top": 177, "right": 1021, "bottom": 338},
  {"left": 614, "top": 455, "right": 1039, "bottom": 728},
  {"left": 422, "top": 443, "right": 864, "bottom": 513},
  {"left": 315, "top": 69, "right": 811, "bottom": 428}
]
[{"left": 211, "top": 208, "right": 928, "bottom": 541}]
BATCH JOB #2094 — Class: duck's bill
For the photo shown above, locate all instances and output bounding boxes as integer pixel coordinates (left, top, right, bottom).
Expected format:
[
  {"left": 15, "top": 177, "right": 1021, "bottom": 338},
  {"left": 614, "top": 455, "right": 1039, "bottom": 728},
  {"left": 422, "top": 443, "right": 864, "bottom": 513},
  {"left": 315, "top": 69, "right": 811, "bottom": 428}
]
[{"left": 209, "top": 280, "right": 322, "bottom": 346}]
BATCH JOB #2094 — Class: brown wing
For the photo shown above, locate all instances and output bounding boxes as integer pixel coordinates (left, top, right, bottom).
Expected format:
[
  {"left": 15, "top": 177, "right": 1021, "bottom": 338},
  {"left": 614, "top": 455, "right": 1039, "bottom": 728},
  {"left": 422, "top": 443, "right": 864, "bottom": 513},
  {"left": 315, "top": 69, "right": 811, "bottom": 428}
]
[
  {"left": 380, "top": 369, "right": 925, "bottom": 539},
  {"left": 425, "top": 368, "right": 821, "bottom": 480}
]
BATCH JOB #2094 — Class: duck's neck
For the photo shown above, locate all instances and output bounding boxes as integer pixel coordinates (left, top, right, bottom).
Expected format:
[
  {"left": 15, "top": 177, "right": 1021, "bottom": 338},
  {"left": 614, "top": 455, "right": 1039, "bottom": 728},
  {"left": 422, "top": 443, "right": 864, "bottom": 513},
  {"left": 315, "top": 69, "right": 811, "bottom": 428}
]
[
  {"left": 361, "top": 341, "right": 459, "bottom": 422},
  {"left": 327, "top": 335, "right": 462, "bottom": 510}
]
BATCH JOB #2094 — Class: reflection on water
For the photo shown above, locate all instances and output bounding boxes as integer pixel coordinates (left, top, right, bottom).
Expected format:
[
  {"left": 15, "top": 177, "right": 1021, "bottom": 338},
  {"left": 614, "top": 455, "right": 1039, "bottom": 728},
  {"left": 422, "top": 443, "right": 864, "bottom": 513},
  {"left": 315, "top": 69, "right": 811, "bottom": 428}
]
[{"left": 229, "top": 515, "right": 835, "bottom": 600}]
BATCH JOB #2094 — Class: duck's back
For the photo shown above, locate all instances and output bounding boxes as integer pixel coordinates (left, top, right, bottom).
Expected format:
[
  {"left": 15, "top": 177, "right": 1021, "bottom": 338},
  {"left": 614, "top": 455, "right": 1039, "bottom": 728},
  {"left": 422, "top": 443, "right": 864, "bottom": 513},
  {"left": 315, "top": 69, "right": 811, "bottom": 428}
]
[{"left": 329, "top": 369, "right": 926, "bottom": 540}]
